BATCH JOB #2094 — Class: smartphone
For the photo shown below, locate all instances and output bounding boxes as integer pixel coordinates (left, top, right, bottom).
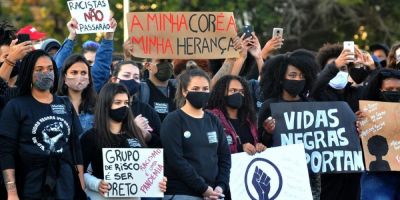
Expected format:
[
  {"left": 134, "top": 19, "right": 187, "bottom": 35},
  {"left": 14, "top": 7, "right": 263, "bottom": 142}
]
[
  {"left": 343, "top": 41, "right": 355, "bottom": 60},
  {"left": 273, "top": 28, "right": 283, "bottom": 48},
  {"left": 17, "top": 34, "right": 30, "bottom": 44},
  {"left": 272, "top": 28, "right": 283, "bottom": 38},
  {"left": 242, "top": 25, "right": 253, "bottom": 39}
]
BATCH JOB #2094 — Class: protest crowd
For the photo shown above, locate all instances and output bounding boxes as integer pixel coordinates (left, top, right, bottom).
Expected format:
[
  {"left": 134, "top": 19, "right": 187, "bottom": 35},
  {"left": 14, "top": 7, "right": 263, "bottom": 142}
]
[{"left": 0, "top": 2, "right": 399, "bottom": 200}]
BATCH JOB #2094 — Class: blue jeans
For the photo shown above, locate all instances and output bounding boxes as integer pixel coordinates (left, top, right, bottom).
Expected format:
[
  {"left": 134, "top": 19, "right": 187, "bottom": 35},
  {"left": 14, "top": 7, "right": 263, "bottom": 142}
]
[{"left": 360, "top": 172, "right": 400, "bottom": 200}]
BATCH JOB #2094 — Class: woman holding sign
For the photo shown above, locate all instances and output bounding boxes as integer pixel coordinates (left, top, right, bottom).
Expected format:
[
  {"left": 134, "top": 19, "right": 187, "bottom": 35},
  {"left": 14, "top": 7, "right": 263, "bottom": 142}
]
[
  {"left": 161, "top": 68, "right": 231, "bottom": 200},
  {"left": 358, "top": 68, "right": 400, "bottom": 199},
  {"left": 80, "top": 83, "right": 167, "bottom": 199},
  {"left": 257, "top": 49, "right": 320, "bottom": 199}
]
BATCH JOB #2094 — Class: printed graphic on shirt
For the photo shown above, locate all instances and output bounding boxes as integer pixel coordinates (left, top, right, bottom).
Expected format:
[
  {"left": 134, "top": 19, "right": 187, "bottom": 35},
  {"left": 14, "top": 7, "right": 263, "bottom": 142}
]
[
  {"left": 154, "top": 102, "right": 169, "bottom": 114},
  {"left": 226, "top": 135, "right": 233, "bottom": 145},
  {"left": 207, "top": 131, "right": 218, "bottom": 144},
  {"left": 184, "top": 131, "right": 191, "bottom": 139},
  {"left": 32, "top": 116, "right": 70, "bottom": 153},
  {"left": 127, "top": 138, "right": 142, "bottom": 147},
  {"left": 51, "top": 104, "right": 67, "bottom": 115}
]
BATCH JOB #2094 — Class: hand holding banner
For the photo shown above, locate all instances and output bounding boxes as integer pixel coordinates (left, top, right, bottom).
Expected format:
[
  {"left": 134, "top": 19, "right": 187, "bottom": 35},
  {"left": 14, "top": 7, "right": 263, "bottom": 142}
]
[
  {"left": 67, "top": 0, "right": 113, "bottom": 34},
  {"left": 271, "top": 101, "right": 364, "bottom": 173},
  {"left": 126, "top": 12, "right": 239, "bottom": 59},
  {"left": 102, "top": 148, "right": 164, "bottom": 198}
]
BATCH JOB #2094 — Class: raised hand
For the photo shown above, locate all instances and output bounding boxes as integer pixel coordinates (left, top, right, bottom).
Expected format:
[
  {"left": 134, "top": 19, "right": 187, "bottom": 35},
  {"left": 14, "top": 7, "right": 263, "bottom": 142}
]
[
  {"left": 248, "top": 32, "right": 262, "bottom": 60},
  {"left": 67, "top": 18, "right": 78, "bottom": 40},
  {"left": 252, "top": 166, "right": 271, "bottom": 200}
]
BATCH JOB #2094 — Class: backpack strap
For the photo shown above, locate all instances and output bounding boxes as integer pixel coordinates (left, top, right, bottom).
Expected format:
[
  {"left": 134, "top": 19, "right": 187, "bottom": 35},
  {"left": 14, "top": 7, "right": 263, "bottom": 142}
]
[{"left": 139, "top": 81, "right": 150, "bottom": 104}]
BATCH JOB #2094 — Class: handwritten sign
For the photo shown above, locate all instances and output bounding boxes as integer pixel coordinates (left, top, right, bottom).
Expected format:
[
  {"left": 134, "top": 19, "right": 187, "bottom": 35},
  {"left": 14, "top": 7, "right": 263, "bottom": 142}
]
[
  {"left": 230, "top": 144, "right": 313, "bottom": 200},
  {"left": 67, "top": 0, "right": 113, "bottom": 34},
  {"left": 102, "top": 148, "right": 164, "bottom": 198},
  {"left": 359, "top": 100, "right": 400, "bottom": 171},
  {"left": 271, "top": 102, "right": 365, "bottom": 173},
  {"left": 126, "top": 12, "right": 239, "bottom": 59}
]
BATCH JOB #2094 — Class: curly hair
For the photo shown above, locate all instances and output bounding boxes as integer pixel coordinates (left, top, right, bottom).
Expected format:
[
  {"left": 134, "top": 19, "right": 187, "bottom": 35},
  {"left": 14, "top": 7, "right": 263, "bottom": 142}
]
[
  {"left": 316, "top": 43, "right": 343, "bottom": 69},
  {"left": 361, "top": 68, "right": 400, "bottom": 101},
  {"left": 259, "top": 49, "right": 318, "bottom": 100},
  {"left": 386, "top": 42, "right": 400, "bottom": 69},
  {"left": 207, "top": 75, "right": 256, "bottom": 123}
]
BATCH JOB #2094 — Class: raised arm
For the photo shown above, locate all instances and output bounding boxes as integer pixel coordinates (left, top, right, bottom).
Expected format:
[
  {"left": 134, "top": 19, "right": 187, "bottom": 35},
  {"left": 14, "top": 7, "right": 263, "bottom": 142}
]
[
  {"left": 91, "top": 18, "right": 117, "bottom": 92},
  {"left": 54, "top": 18, "right": 78, "bottom": 72}
]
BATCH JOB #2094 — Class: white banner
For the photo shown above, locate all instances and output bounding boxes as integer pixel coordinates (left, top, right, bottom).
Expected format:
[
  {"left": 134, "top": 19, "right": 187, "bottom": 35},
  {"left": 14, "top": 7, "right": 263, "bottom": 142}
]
[
  {"left": 67, "top": 0, "right": 113, "bottom": 34},
  {"left": 229, "top": 144, "right": 312, "bottom": 200},
  {"left": 102, "top": 148, "right": 164, "bottom": 198}
]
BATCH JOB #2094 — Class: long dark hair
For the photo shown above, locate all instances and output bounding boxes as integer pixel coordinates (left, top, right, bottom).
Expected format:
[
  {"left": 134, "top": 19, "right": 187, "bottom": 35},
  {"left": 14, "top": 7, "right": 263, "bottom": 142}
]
[
  {"left": 387, "top": 42, "right": 400, "bottom": 69},
  {"left": 175, "top": 68, "right": 210, "bottom": 107},
  {"left": 362, "top": 68, "right": 400, "bottom": 101},
  {"left": 207, "top": 75, "right": 256, "bottom": 123},
  {"left": 94, "top": 83, "right": 146, "bottom": 147},
  {"left": 260, "top": 49, "right": 318, "bottom": 100},
  {"left": 57, "top": 54, "right": 97, "bottom": 114},
  {"left": 16, "top": 50, "right": 59, "bottom": 96}
]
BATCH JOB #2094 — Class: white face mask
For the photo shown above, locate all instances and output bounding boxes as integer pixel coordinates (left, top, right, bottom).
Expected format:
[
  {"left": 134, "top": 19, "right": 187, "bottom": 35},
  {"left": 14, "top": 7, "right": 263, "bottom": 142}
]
[{"left": 329, "top": 71, "right": 349, "bottom": 90}]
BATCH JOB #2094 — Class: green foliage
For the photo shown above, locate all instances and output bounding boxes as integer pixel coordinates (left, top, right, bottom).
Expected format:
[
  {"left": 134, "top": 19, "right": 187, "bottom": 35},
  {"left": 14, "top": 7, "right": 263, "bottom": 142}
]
[{"left": 1, "top": 0, "right": 400, "bottom": 53}]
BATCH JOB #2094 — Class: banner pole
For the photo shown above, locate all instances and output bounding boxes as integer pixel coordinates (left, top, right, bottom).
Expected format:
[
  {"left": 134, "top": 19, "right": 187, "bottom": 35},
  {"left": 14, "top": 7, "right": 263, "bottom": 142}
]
[{"left": 123, "top": 0, "right": 129, "bottom": 42}]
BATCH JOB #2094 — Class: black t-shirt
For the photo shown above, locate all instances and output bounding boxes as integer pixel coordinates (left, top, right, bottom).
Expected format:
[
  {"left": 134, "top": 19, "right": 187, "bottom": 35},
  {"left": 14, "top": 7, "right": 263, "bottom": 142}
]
[
  {"left": 229, "top": 118, "right": 254, "bottom": 152},
  {"left": 80, "top": 128, "right": 143, "bottom": 180},
  {"left": 146, "top": 79, "right": 176, "bottom": 121},
  {"left": 160, "top": 109, "right": 231, "bottom": 197},
  {"left": 0, "top": 95, "right": 83, "bottom": 199}
]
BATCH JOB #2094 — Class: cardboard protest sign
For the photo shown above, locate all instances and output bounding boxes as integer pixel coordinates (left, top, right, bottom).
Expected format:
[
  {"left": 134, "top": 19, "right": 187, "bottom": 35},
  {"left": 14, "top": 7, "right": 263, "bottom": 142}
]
[
  {"left": 67, "top": 0, "right": 113, "bottom": 34},
  {"left": 126, "top": 12, "right": 239, "bottom": 59},
  {"left": 230, "top": 144, "right": 313, "bottom": 200},
  {"left": 359, "top": 100, "right": 400, "bottom": 171},
  {"left": 270, "top": 101, "right": 364, "bottom": 173},
  {"left": 102, "top": 148, "right": 164, "bottom": 198}
]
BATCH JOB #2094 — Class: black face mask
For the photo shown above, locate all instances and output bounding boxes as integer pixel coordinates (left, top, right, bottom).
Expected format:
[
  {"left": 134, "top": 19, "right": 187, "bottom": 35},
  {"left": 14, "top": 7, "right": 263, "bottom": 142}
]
[
  {"left": 282, "top": 79, "right": 306, "bottom": 97},
  {"left": 109, "top": 106, "right": 129, "bottom": 122},
  {"left": 380, "top": 60, "right": 387, "bottom": 68},
  {"left": 155, "top": 62, "right": 173, "bottom": 82},
  {"left": 225, "top": 93, "right": 244, "bottom": 109},
  {"left": 349, "top": 67, "right": 370, "bottom": 84},
  {"left": 186, "top": 91, "right": 210, "bottom": 109},
  {"left": 380, "top": 91, "right": 400, "bottom": 102},
  {"left": 119, "top": 79, "right": 140, "bottom": 96}
]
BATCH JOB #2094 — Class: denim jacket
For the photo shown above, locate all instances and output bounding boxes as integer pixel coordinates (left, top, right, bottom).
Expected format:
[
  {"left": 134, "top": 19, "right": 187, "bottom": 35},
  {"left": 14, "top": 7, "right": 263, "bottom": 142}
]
[{"left": 54, "top": 38, "right": 113, "bottom": 92}]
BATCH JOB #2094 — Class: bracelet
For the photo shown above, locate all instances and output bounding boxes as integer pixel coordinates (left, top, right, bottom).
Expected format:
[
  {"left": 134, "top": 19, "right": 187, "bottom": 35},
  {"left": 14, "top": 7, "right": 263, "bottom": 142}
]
[
  {"left": 6, "top": 181, "right": 15, "bottom": 185},
  {"left": 4, "top": 58, "right": 16, "bottom": 67}
]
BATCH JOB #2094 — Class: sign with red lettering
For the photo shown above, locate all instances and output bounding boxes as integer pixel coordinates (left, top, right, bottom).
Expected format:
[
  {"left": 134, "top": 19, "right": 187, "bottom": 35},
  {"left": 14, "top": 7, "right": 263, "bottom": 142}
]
[
  {"left": 127, "top": 12, "right": 240, "bottom": 59},
  {"left": 67, "top": 0, "right": 113, "bottom": 34},
  {"left": 359, "top": 100, "right": 400, "bottom": 171},
  {"left": 102, "top": 148, "right": 164, "bottom": 198}
]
